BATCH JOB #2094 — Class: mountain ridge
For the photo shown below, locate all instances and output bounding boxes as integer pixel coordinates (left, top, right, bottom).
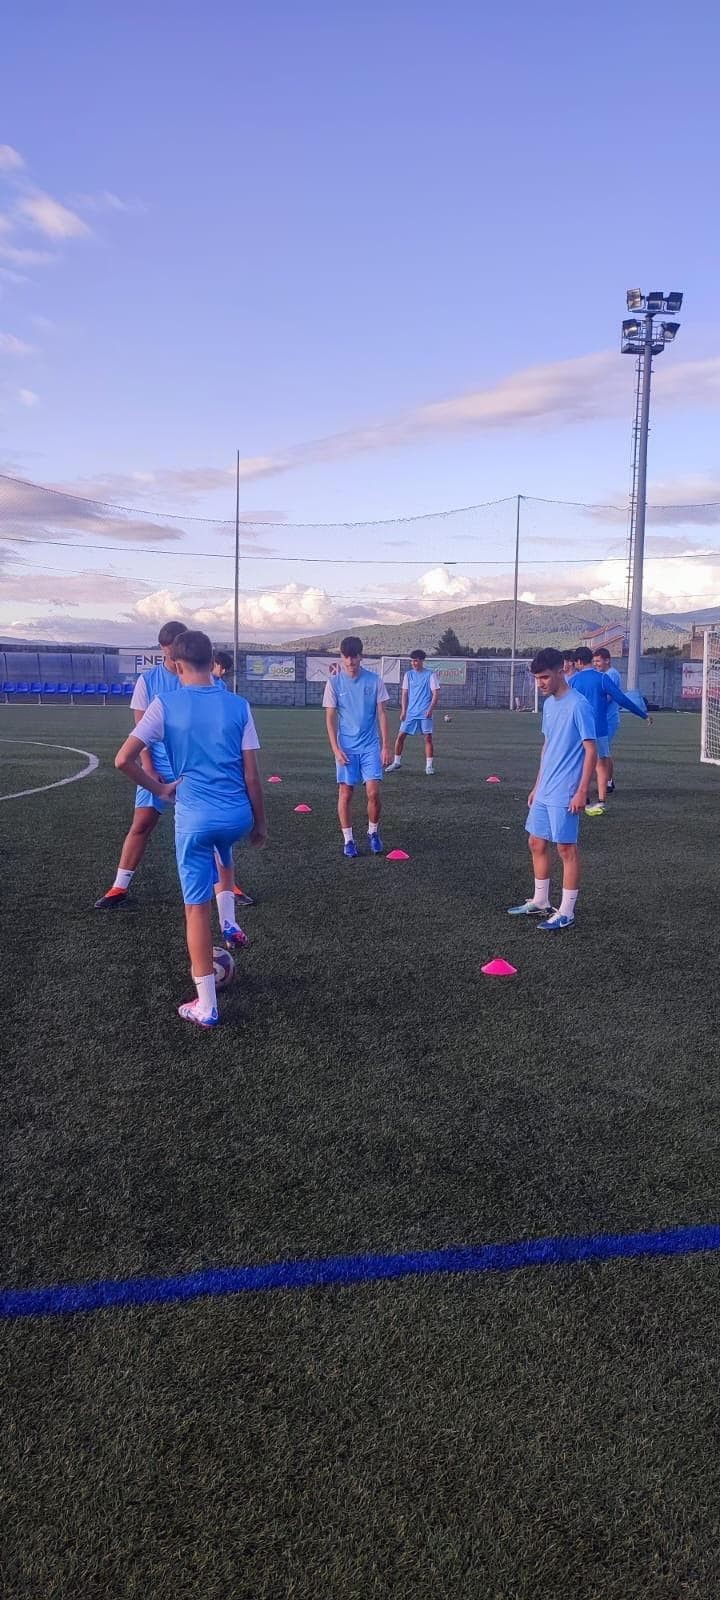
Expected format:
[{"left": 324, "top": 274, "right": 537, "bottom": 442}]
[{"left": 279, "top": 598, "right": 690, "bottom": 654}]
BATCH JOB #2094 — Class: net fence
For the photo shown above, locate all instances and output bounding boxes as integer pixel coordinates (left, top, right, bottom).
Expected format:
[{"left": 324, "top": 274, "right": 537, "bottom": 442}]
[{"left": 701, "top": 628, "right": 720, "bottom": 766}]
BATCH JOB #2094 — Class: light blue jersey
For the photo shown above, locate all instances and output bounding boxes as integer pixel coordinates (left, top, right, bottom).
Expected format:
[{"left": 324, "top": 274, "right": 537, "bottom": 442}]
[
  {"left": 604, "top": 666, "right": 622, "bottom": 737},
  {"left": 569, "top": 667, "right": 647, "bottom": 738},
  {"left": 403, "top": 668, "right": 439, "bottom": 720},
  {"left": 322, "top": 667, "right": 389, "bottom": 752},
  {"left": 536, "top": 688, "right": 596, "bottom": 805},
  {"left": 130, "top": 661, "right": 180, "bottom": 780}
]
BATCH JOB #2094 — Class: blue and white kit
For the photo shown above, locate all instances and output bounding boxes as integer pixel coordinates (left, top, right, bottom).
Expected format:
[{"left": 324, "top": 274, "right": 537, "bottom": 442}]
[
  {"left": 400, "top": 668, "right": 439, "bottom": 736},
  {"left": 526, "top": 688, "right": 596, "bottom": 845},
  {"left": 322, "top": 667, "right": 389, "bottom": 785}
]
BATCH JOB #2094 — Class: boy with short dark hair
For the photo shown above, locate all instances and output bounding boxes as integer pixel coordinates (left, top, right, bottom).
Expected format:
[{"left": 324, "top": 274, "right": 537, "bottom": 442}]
[
  {"left": 94, "top": 620, "right": 188, "bottom": 909},
  {"left": 212, "top": 649, "right": 234, "bottom": 686},
  {"left": 562, "top": 649, "right": 577, "bottom": 680},
  {"left": 507, "top": 647, "right": 596, "bottom": 931},
  {"left": 323, "top": 636, "right": 391, "bottom": 857},
  {"left": 114, "top": 630, "right": 267, "bottom": 1027},
  {"left": 385, "top": 649, "right": 440, "bottom": 775},
  {"left": 570, "top": 646, "right": 650, "bottom": 814},
  {"left": 592, "top": 645, "right": 622, "bottom": 792}
]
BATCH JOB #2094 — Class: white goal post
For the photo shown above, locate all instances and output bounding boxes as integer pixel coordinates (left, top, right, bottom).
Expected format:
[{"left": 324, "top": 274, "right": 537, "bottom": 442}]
[{"left": 701, "top": 626, "right": 720, "bottom": 766}]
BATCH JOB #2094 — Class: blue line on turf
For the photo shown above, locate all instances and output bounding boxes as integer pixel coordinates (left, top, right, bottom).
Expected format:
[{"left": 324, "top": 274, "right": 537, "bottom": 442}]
[{"left": 2, "top": 1224, "right": 720, "bottom": 1321}]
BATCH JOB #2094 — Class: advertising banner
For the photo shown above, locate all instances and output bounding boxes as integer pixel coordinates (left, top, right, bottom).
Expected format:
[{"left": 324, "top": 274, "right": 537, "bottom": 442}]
[
  {"left": 306, "top": 655, "right": 385, "bottom": 682},
  {"left": 118, "top": 649, "right": 164, "bottom": 676},
  {"left": 245, "top": 654, "right": 296, "bottom": 682},
  {"left": 681, "top": 662, "right": 703, "bottom": 699},
  {"left": 431, "top": 658, "right": 468, "bottom": 686}
]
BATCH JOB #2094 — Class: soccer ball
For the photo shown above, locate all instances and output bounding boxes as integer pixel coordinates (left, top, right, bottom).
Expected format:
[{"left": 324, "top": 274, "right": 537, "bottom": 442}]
[
  {"left": 213, "top": 947, "right": 235, "bottom": 988},
  {"left": 443, "top": 714, "right": 452, "bottom": 723}
]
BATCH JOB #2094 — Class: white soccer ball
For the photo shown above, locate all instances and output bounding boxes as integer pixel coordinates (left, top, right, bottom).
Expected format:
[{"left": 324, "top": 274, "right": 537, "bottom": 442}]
[
  {"left": 443, "top": 713, "right": 452, "bottom": 723},
  {"left": 213, "top": 947, "right": 235, "bottom": 988}
]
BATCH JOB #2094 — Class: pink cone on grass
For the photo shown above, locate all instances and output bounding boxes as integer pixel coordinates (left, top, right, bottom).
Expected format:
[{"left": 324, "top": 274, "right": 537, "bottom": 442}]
[
  {"left": 481, "top": 958, "right": 518, "bottom": 977},
  {"left": 387, "top": 849, "right": 410, "bottom": 861},
  {"left": 268, "top": 775, "right": 282, "bottom": 783},
  {"left": 294, "top": 804, "right": 312, "bottom": 813},
  {"left": 486, "top": 776, "right": 501, "bottom": 784}
]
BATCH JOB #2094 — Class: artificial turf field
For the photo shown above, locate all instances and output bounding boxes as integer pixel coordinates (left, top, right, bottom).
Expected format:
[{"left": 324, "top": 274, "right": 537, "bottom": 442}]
[{"left": 1, "top": 703, "right": 720, "bottom": 1600}]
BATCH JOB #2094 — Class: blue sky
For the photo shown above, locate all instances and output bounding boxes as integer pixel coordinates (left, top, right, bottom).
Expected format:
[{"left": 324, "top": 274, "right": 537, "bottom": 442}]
[{"left": 2, "top": 0, "right": 720, "bottom": 642}]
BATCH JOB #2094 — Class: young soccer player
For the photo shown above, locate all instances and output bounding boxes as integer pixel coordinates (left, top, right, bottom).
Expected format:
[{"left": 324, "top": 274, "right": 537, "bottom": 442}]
[
  {"left": 385, "top": 649, "right": 440, "bottom": 775},
  {"left": 323, "top": 636, "right": 391, "bottom": 857},
  {"left": 507, "top": 647, "right": 596, "bottom": 931},
  {"left": 562, "top": 649, "right": 577, "bottom": 681},
  {"left": 570, "top": 646, "right": 650, "bottom": 814},
  {"left": 114, "top": 630, "right": 267, "bottom": 1028},
  {"left": 592, "top": 646, "right": 622, "bottom": 792},
  {"left": 212, "top": 649, "right": 234, "bottom": 686},
  {"left": 94, "top": 620, "right": 188, "bottom": 909}
]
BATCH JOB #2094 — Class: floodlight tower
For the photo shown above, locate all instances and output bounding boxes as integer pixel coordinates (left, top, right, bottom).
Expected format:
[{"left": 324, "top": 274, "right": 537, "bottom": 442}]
[{"left": 621, "top": 289, "right": 682, "bottom": 690}]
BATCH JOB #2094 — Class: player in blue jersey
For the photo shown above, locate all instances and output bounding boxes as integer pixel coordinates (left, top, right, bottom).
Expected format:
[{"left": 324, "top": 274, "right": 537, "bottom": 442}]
[
  {"left": 592, "top": 646, "right": 621, "bottom": 793},
  {"left": 94, "top": 620, "right": 188, "bottom": 909},
  {"left": 507, "top": 647, "right": 596, "bottom": 931},
  {"left": 385, "top": 649, "right": 440, "bottom": 775},
  {"left": 570, "top": 646, "right": 651, "bottom": 815},
  {"left": 114, "top": 631, "right": 267, "bottom": 1028},
  {"left": 323, "top": 636, "right": 391, "bottom": 857}
]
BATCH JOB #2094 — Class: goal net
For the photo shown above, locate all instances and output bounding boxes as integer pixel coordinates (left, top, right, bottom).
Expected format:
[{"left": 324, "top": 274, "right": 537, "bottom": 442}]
[{"left": 701, "top": 626, "right": 720, "bottom": 765}]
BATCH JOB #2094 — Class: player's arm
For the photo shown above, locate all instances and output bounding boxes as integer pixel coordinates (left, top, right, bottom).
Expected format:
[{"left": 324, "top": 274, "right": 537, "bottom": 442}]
[
  {"left": 569, "top": 739, "right": 597, "bottom": 813},
  {"left": 242, "top": 749, "right": 268, "bottom": 848},
  {"left": 132, "top": 709, "right": 158, "bottom": 779},
  {"left": 605, "top": 678, "right": 652, "bottom": 722},
  {"left": 528, "top": 739, "right": 546, "bottom": 807},
  {"left": 426, "top": 675, "right": 440, "bottom": 719},
  {"left": 323, "top": 681, "right": 347, "bottom": 763},
  {"left": 129, "top": 677, "right": 159, "bottom": 778},
  {"left": 377, "top": 689, "right": 391, "bottom": 768},
  {"left": 115, "top": 701, "right": 178, "bottom": 799},
  {"left": 400, "top": 675, "right": 409, "bottom": 721}
]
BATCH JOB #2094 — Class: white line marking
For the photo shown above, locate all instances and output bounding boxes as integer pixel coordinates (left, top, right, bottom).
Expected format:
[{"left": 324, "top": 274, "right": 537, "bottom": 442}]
[{"left": 0, "top": 740, "right": 100, "bottom": 802}]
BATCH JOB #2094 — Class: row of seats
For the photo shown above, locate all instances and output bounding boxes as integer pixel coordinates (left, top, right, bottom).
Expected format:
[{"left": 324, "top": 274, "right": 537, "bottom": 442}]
[{"left": 1, "top": 682, "right": 134, "bottom": 698}]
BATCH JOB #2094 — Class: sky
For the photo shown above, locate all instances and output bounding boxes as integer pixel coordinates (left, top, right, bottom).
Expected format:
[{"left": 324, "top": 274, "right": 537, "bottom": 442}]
[{"left": 1, "top": 0, "right": 720, "bottom": 644}]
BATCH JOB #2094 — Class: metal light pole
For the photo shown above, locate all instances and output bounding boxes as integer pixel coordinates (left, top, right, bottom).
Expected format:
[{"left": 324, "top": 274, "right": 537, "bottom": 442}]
[
  {"left": 233, "top": 448, "right": 240, "bottom": 694},
  {"left": 509, "top": 493, "right": 522, "bottom": 709},
  {"left": 621, "top": 290, "right": 682, "bottom": 692}
]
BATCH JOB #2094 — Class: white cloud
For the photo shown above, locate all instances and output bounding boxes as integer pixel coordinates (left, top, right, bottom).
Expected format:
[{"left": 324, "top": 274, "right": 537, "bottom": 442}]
[
  {"left": 71, "top": 190, "right": 144, "bottom": 216},
  {"left": 18, "top": 192, "right": 90, "bottom": 240},
  {"left": 0, "top": 331, "right": 32, "bottom": 355},
  {"left": 0, "top": 146, "right": 24, "bottom": 172},
  {"left": 0, "top": 474, "right": 183, "bottom": 545},
  {"left": 586, "top": 475, "right": 720, "bottom": 528},
  {"left": 0, "top": 242, "right": 54, "bottom": 266},
  {"left": 18, "top": 387, "right": 38, "bottom": 407}
]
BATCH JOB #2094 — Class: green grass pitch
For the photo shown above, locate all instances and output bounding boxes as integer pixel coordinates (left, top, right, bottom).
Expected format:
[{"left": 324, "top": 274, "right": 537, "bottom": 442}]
[{"left": 2, "top": 704, "right": 720, "bottom": 1599}]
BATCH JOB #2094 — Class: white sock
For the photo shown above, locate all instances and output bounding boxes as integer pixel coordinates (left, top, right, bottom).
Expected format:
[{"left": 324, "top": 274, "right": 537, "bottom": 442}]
[
  {"left": 342, "top": 827, "right": 354, "bottom": 844},
  {"left": 534, "top": 878, "right": 551, "bottom": 907},
  {"left": 194, "top": 972, "right": 217, "bottom": 1018},
  {"left": 559, "top": 888, "right": 579, "bottom": 919},
  {"left": 113, "top": 868, "right": 134, "bottom": 891},
  {"left": 392, "top": 755, "right": 402, "bottom": 766},
  {"left": 368, "top": 820, "right": 379, "bottom": 835},
  {"left": 426, "top": 759, "right": 434, "bottom": 772},
  {"left": 215, "top": 889, "right": 236, "bottom": 931}
]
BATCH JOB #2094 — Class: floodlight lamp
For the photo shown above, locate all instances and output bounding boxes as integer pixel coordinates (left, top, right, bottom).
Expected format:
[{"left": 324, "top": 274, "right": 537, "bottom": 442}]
[
  {"left": 622, "top": 318, "right": 641, "bottom": 338},
  {"left": 661, "top": 321, "right": 680, "bottom": 341},
  {"left": 646, "top": 290, "right": 664, "bottom": 313},
  {"left": 626, "top": 288, "right": 644, "bottom": 310},
  {"left": 665, "top": 291, "right": 683, "bottom": 313},
  {"left": 651, "top": 340, "right": 665, "bottom": 355}
]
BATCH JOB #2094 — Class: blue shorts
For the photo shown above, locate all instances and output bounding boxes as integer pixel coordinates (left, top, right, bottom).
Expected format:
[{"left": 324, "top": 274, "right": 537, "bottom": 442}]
[
  {"left": 336, "top": 745, "right": 383, "bottom": 786},
  {"left": 175, "top": 805, "right": 253, "bottom": 903},
  {"left": 135, "top": 785, "right": 169, "bottom": 814},
  {"left": 526, "top": 799, "right": 580, "bottom": 846},
  {"left": 400, "top": 716, "right": 433, "bottom": 736}
]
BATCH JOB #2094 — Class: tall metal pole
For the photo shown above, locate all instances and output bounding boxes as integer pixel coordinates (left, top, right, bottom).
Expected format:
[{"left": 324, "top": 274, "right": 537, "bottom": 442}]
[
  {"left": 233, "top": 449, "right": 240, "bottom": 694},
  {"left": 509, "top": 493, "right": 522, "bottom": 709},
  {"left": 626, "top": 315, "right": 653, "bottom": 692}
]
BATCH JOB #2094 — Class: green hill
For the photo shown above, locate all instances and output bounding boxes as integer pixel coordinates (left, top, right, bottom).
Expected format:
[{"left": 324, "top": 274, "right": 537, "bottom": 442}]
[{"left": 281, "top": 599, "right": 689, "bottom": 655}]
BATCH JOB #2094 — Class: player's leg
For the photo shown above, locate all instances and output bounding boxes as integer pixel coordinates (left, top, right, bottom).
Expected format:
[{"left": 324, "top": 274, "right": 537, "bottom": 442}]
[
  {"left": 94, "top": 801, "right": 162, "bottom": 909},
  {"left": 338, "top": 780, "right": 359, "bottom": 856},
  {"left": 365, "top": 777, "right": 384, "bottom": 853},
  {"left": 508, "top": 806, "right": 553, "bottom": 915},
  {"left": 587, "top": 739, "right": 610, "bottom": 813},
  {"left": 424, "top": 726, "right": 434, "bottom": 775},
  {"left": 214, "top": 843, "right": 250, "bottom": 950},
  {"left": 175, "top": 830, "right": 220, "bottom": 1026},
  {"left": 214, "top": 845, "right": 255, "bottom": 906},
  {"left": 537, "top": 811, "right": 580, "bottom": 930}
]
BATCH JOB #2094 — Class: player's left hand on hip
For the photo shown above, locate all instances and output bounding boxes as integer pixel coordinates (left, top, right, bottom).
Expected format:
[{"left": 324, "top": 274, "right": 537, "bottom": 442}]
[{"left": 158, "top": 779, "right": 180, "bottom": 802}]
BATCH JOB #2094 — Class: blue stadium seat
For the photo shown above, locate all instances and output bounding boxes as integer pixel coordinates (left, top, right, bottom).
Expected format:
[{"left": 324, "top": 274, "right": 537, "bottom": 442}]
[
  {"left": 96, "top": 682, "right": 110, "bottom": 697},
  {"left": 109, "top": 683, "right": 123, "bottom": 698},
  {"left": 121, "top": 682, "right": 134, "bottom": 698},
  {"left": 56, "top": 682, "right": 70, "bottom": 697},
  {"left": 30, "top": 681, "right": 43, "bottom": 695},
  {"left": 70, "top": 682, "right": 85, "bottom": 696},
  {"left": 42, "top": 682, "right": 58, "bottom": 696},
  {"left": 14, "top": 682, "right": 31, "bottom": 697},
  {"left": 83, "top": 683, "right": 100, "bottom": 696},
  {"left": 4, "top": 681, "right": 17, "bottom": 696}
]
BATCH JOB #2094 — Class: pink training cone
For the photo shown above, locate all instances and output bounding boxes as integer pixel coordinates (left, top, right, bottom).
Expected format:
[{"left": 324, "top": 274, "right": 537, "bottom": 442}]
[
  {"left": 486, "top": 775, "right": 502, "bottom": 784},
  {"left": 268, "top": 775, "right": 282, "bottom": 783},
  {"left": 294, "top": 803, "right": 312, "bottom": 813},
  {"left": 481, "top": 958, "right": 518, "bottom": 977},
  {"left": 387, "top": 849, "right": 410, "bottom": 861}
]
